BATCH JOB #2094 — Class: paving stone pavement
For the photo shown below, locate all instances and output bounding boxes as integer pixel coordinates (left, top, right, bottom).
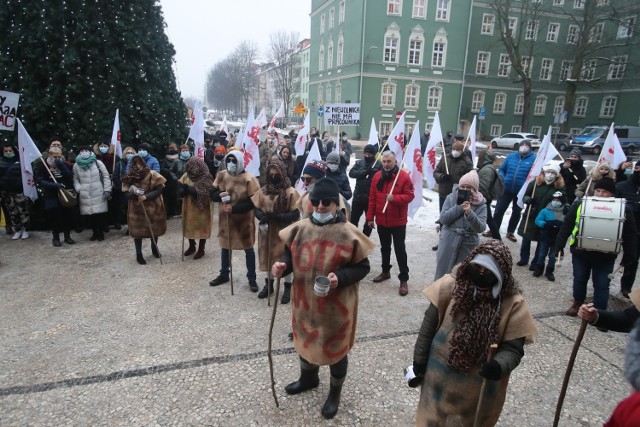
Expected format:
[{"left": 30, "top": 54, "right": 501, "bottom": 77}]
[{"left": 0, "top": 214, "right": 634, "bottom": 426}]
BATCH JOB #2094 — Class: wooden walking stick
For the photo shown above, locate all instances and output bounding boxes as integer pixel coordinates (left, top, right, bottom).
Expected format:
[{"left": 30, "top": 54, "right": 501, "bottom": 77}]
[
  {"left": 227, "top": 212, "right": 234, "bottom": 295},
  {"left": 140, "top": 200, "right": 163, "bottom": 265},
  {"left": 266, "top": 217, "right": 272, "bottom": 306},
  {"left": 553, "top": 305, "right": 592, "bottom": 427},
  {"left": 473, "top": 343, "right": 498, "bottom": 427},
  {"left": 522, "top": 182, "right": 538, "bottom": 234},
  {"left": 268, "top": 277, "right": 282, "bottom": 408}
]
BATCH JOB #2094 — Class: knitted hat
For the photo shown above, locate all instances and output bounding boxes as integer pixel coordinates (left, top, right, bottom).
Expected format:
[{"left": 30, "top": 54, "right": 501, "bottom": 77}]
[
  {"left": 138, "top": 142, "right": 152, "bottom": 152},
  {"left": 459, "top": 170, "right": 479, "bottom": 191},
  {"left": 594, "top": 177, "right": 616, "bottom": 195},
  {"left": 309, "top": 177, "right": 340, "bottom": 205},
  {"left": 364, "top": 144, "right": 378, "bottom": 154},
  {"left": 569, "top": 149, "right": 582, "bottom": 160},
  {"left": 214, "top": 146, "right": 226, "bottom": 156},
  {"left": 452, "top": 140, "right": 465, "bottom": 152},
  {"left": 302, "top": 160, "right": 328, "bottom": 179},
  {"left": 218, "top": 130, "right": 227, "bottom": 139},
  {"left": 454, "top": 133, "right": 465, "bottom": 141},
  {"left": 326, "top": 151, "right": 340, "bottom": 164},
  {"left": 543, "top": 162, "right": 561, "bottom": 174}
]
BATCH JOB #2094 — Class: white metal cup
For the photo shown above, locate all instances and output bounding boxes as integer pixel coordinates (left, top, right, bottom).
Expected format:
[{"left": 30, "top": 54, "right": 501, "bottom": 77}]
[
  {"left": 135, "top": 188, "right": 145, "bottom": 195},
  {"left": 221, "top": 194, "right": 231, "bottom": 203},
  {"left": 259, "top": 223, "right": 269, "bottom": 231},
  {"left": 313, "top": 275, "right": 331, "bottom": 297}
]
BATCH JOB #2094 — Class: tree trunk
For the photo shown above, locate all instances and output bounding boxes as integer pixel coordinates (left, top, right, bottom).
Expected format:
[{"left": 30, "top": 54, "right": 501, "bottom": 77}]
[
  {"left": 562, "top": 83, "right": 577, "bottom": 133},
  {"left": 521, "top": 78, "right": 532, "bottom": 132}
]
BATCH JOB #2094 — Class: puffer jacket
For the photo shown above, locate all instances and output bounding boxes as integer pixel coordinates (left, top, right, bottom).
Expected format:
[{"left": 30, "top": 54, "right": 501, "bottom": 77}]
[
  {"left": 477, "top": 150, "right": 498, "bottom": 201},
  {"left": 434, "top": 153, "right": 473, "bottom": 196},
  {"left": 326, "top": 169, "right": 352, "bottom": 201},
  {"left": 366, "top": 168, "right": 414, "bottom": 227},
  {"left": 0, "top": 156, "right": 23, "bottom": 193},
  {"left": 73, "top": 159, "right": 112, "bottom": 215},
  {"left": 517, "top": 174, "right": 566, "bottom": 241},
  {"left": 499, "top": 151, "right": 537, "bottom": 193},
  {"left": 349, "top": 158, "right": 382, "bottom": 205}
]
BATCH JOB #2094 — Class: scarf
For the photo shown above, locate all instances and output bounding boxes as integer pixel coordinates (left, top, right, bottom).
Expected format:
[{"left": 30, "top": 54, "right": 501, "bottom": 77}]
[
  {"left": 75, "top": 153, "right": 97, "bottom": 170},
  {"left": 377, "top": 165, "right": 399, "bottom": 191},
  {"left": 122, "top": 156, "right": 150, "bottom": 185},
  {"left": 261, "top": 159, "right": 290, "bottom": 213},
  {"left": 185, "top": 157, "right": 214, "bottom": 209},
  {"left": 447, "top": 240, "right": 521, "bottom": 373},
  {"left": 165, "top": 154, "right": 178, "bottom": 161},
  {"left": 469, "top": 189, "right": 485, "bottom": 206}
]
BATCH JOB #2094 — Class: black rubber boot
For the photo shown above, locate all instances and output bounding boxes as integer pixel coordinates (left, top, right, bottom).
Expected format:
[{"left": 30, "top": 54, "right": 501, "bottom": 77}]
[
  {"left": 209, "top": 274, "right": 229, "bottom": 286},
  {"left": 97, "top": 229, "right": 105, "bottom": 242},
  {"left": 545, "top": 266, "right": 555, "bottom": 282},
  {"left": 184, "top": 239, "right": 196, "bottom": 256},
  {"left": 321, "top": 375, "right": 345, "bottom": 419},
  {"left": 285, "top": 360, "right": 319, "bottom": 395},
  {"left": 52, "top": 233, "right": 61, "bottom": 247},
  {"left": 151, "top": 241, "right": 160, "bottom": 258},
  {"left": 281, "top": 282, "right": 292, "bottom": 304},
  {"left": 258, "top": 278, "right": 274, "bottom": 299},
  {"left": 136, "top": 253, "right": 147, "bottom": 265},
  {"left": 532, "top": 267, "right": 544, "bottom": 277},
  {"left": 193, "top": 239, "right": 206, "bottom": 260},
  {"left": 63, "top": 231, "right": 75, "bottom": 244},
  {"left": 90, "top": 228, "right": 99, "bottom": 241}
]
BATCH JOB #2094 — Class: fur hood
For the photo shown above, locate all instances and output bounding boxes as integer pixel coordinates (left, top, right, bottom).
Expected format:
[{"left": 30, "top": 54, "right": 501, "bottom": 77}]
[{"left": 535, "top": 171, "right": 565, "bottom": 189}]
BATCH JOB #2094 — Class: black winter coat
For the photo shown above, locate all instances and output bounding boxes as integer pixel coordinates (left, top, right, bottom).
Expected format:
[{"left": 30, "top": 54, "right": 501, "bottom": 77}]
[
  {"left": 36, "top": 160, "right": 74, "bottom": 210},
  {"left": 0, "top": 157, "right": 23, "bottom": 193},
  {"left": 327, "top": 169, "right": 353, "bottom": 201},
  {"left": 349, "top": 158, "right": 382, "bottom": 205},
  {"left": 560, "top": 159, "right": 586, "bottom": 204}
]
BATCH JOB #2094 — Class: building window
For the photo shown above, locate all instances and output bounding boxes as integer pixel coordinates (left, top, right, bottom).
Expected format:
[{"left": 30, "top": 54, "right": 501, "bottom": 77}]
[
  {"left": 570, "top": 127, "right": 582, "bottom": 135},
  {"left": 335, "top": 83, "right": 342, "bottom": 103},
  {"left": 574, "top": 97, "right": 588, "bottom": 117},
  {"left": 511, "top": 125, "right": 522, "bottom": 132},
  {"left": 560, "top": 60, "right": 573, "bottom": 81},
  {"left": 408, "top": 27, "right": 424, "bottom": 66},
  {"left": 320, "top": 14, "right": 325, "bottom": 34},
  {"left": 481, "top": 14, "right": 495, "bottom": 35},
  {"left": 534, "top": 95, "right": 547, "bottom": 116},
  {"left": 608, "top": 55, "right": 627, "bottom": 80},
  {"left": 327, "top": 41, "right": 334, "bottom": 69},
  {"left": 490, "top": 125, "right": 502, "bottom": 137},
  {"left": 618, "top": 16, "right": 635, "bottom": 39},
  {"left": 337, "top": 35, "right": 344, "bottom": 67},
  {"left": 526, "top": 21, "right": 539, "bottom": 40},
  {"left": 476, "top": 51, "right": 490, "bottom": 75},
  {"left": 384, "top": 25, "right": 401, "bottom": 63},
  {"left": 329, "top": 8, "right": 335, "bottom": 29},
  {"left": 427, "top": 85, "right": 442, "bottom": 110},
  {"left": 380, "top": 121, "right": 393, "bottom": 136},
  {"left": 531, "top": 126, "right": 542, "bottom": 137},
  {"left": 521, "top": 56, "right": 533, "bottom": 77},
  {"left": 597, "top": 0, "right": 610, "bottom": 5},
  {"left": 318, "top": 85, "right": 323, "bottom": 103},
  {"left": 431, "top": 28, "right": 448, "bottom": 68},
  {"left": 404, "top": 84, "right": 419, "bottom": 109},
  {"left": 567, "top": 25, "right": 580, "bottom": 44},
  {"left": 381, "top": 82, "right": 396, "bottom": 107},
  {"left": 514, "top": 94, "right": 524, "bottom": 115},
  {"left": 319, "top": 44, "right": 325, "bottom": 71},
  {"left": 553, "top": 0, "right": 565, "bottom": 5},
  {"left": 388, "top": 0, "right": 402, "bottom": 15},
  {"left": 574, "top": 0, "right": 584, "bottom": 9},
  {"left": 493, "top": 92, "right": 507, "bottom": 114},
  {"left": 508, "top": 17, "right": 518, "bottom": 35},
  {"left": 436, "top": 0, "right": 450, "bottom": 22},
  {"left": 413, "top": 0, "right": 426, "bottom": 19},
  {"left": 581, "top": 58, "right": 597, "bottom": 80},
  {"left": 589, "top": 22, "right": 604, "bottom": 43},
  {"left": 554, "top": 97, "right": 565, "bottom": 115},
  {"left": 339, "top": 1, "right": 346, "bottom": 23},
  {"left": 547, "top": 23, "right": 560, "bottom": 42},
  {"left": 539, "top": 58, "right": 554, "bottom": 81},
  {"left": 326, "top": 85, "right": 332, "bottom": 103},
  {"left": 600, "top": 96, "right": 617, "bottom": 118},
  {"left": 497, "top": 53, "right": 511, "bottom": 77},
  {"left": 471, "top": 91, "right": 485, "bottom": 113}
]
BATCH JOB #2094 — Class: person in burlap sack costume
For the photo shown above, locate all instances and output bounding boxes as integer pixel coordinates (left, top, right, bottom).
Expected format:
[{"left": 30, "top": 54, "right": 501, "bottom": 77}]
[
  {"left": 410, "top": 240, "right": 537, "bottom": 426},
  {"left": 122, "top": 155, "right": 167, "bottom": 265},
  {"left": 178, "top": 157, "right": 214, "bottom": 260},
  {"left": 297, "top": 159, "right": 351, "bottom": 220},
  {"left": 272, "top": 178, "right": 374, "bottom": 420},
  {"left": 208, "top": 150, "right": 261, "bottom": 291},
  {"left": 251, "top": 159, "right": 300, "bottom": 303}
]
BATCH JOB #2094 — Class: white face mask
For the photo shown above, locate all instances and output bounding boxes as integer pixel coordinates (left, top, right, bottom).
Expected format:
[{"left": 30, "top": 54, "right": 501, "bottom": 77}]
[
  {"left": 544, "top": 172, "right": 556, "bottom": 182},
  {"left": 328, "top": 164, "right": 339, "bottom": 172},
  {"left": 312, "top": 211, "right": 335, "bottom": 223},
  {"left": 451, "top": 150, "right": 461, "bottom": 158},
  {"left": 79, "top": 152, "right": 91, "bottom": 159},
  {"left": 138, "top": 150, "right": 148, "bottom": 158},
  {"left": 99, "top": 146, "right": 108, "bottom": 154},
  {"left": 226, "top": 162, "right": 237, "bottom": 173},
  {"left": 551, "top": 201, "right": 562, "bottom": 208},
  {"left": 519, "top": 146, "right": 530, "bottom": 155}
]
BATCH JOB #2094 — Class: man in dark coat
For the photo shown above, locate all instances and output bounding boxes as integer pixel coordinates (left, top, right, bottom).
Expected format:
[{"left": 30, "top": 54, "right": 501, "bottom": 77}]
[
  {"left": 326, "top": 152, "right": 352, "bottom": 201},
  {"left": 560, "top": 149, "right": 587, "bottom": 204},
  {"left": 349, "top": 144, "right": 381, "bottom": 237},
  {"left": 616, "top": 160, "right": 640, "bottom": 298}
]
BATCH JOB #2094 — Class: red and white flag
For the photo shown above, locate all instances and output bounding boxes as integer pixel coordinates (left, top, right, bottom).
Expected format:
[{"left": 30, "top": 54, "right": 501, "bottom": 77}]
[
  {"left": 466, "top": 116, "right": 477, "bottom": 167},
  {"left": 517, "top": 126, "right": 560, "bottom": 207},
  {"left": 294, "top": 112, "right": 310, "bottom": 156},
  {"left": 403, "top": 120, "right": 424, "bottom": 218},
  {"left": 110, "top": 109, "right": 122, "bottom": 159},
  {"left": 367, "top": 118, "right": 379, "bottom": 147},
  {"left": 387, "top": 111, "right": 406, "bottom": 161},
  {"left": 188, "top": 100, "right": 205, "bottom": 159},
  {"left": 598, "top": 122, "right": 627, "bottom": 169},
  {"left": 240, "top": 110, "right": 261, "bottom": 177},
  {"left": 254, "top": 108, "right": 268, "bottom": 130},
  {"left": 295, "top": 139, "right": 321, "bottom": 194},
  {"left": 17, "top": 119, "right": 42, "bottom": 201},
  {"left": 268, "top": 101, "right": 285, "bottom": 131},
  {"left": 424, "top": 111, "right": 443, "bottom": 189}
]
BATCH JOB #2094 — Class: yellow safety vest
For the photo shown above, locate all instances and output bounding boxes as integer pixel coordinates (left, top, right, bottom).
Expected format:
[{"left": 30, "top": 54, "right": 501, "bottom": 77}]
[{"left": 569, "top": 203, "right": 582, "bottom": 246}]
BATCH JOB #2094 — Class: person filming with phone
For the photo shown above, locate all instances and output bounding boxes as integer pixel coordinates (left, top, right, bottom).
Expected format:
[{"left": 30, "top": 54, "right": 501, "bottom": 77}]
[{"left": 434, "top": 170, "right": 487, "bottom": 280}]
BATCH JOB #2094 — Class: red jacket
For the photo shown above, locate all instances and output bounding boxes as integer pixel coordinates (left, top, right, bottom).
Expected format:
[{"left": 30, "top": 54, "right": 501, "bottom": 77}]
[
  {"left": 605, "top": 392, "right": 640, "bottom": 427},
  {"left": 366, "top": 168, "right": 414, "bottom": 227}
]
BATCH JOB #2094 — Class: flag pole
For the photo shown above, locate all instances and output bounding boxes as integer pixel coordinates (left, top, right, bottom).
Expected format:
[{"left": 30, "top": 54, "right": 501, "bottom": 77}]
[
  {"left": 522, "top": 182, "right": 537, "bottom": 235},
  {"left": 382, "top": 152, "right": 409, "bottom": 214},
  {"left": 268, "top": 277, "right": 281, "bottom": 408},
  {"left": 38, "top": 157, "right": 68, "bottom": 203},
  {"left": 440, "top": 141, "right": 450, "bottom": 174}
]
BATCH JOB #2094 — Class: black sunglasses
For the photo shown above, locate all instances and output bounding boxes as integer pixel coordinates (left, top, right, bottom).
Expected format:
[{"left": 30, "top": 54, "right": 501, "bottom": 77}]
[
  {"left": 226, "top": 157, "right": 237, "bottom": 164},
  {"left": 310, "top": 199, "right": 332, "bottom": 207},
  {"left": 302, "top": 176, "right": 314, "bottom": 184}
]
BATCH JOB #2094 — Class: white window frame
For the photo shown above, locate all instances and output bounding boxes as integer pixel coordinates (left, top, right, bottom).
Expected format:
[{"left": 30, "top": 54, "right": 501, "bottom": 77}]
[
  {"left": 567, "top": 25, "right": 580, "bottom": 44},
  {"left": 383, "top": 25, "right": 401, "bottom": 64},
  {"left": 436, "top": 0, "right": 450, "bottom": 22},
  {"left": 380, "top": 121, "right": 393, "bottom": 136},
  {"left": 335, "top": 83, "right": 342, "bottom": 103},
  {"left": 320, "top": 14, "right": 325, "bottom": 34},
  {"left": 514, "top": 94, "right": 524, "bottom": 115},
  {"left": 327, "top": 40, "right": 334, "bottom": 69},
  {"left": 534, "top": 95, "right": 547, "bottom": 116},
  {"left": 547, "top": 23, "right": 560, "bottom": 42},
  {"left": 381, "top": 82, "right": 396, "bottom": 108},
  {"left": 526, "top": 20, "right": 539, "bottom": 40},
  {"left": 539, "top": 58, "right": 554, "bottom": 81},
  {"left": 574, "top": 97, "right": 588, "bottom": 117},
  {"left": 329, "top": 7, "right": 335, "bottom": 29},
  {"left": 339, "top": 0, "right": 346, "bottom": 23},
  {"left": 337, "top": 34, "right": 344, "bottom": 67},
  {"left": 570, "top": 127, "right": 582, "bottom": 135},
  {"left": 554, "top": 97, "right": 565, "bottom": 115},
  {"left": 574, "top": 0, "right": 584, "bottom": 9},
  {"left": 387, "top": 0, "right": 402, "bottom": 15},
  {"left": 581, "top": 58, "right": 597, "bottom": 80},
  {"left": 590, "top": 22, "right": 604, "bottom": 43},
  {"left": 404, "top": 84, "right": 420, "bottom": 109},
  {"left": 531, "top": 126, "right": 542, "bottom": 137},
  {"left": 318, "top": 85, "right": 323, "bottom": 103},
  {"left": 325, "top": 85, "right": 332, "bottom": 103},
  {"left": 522, "top": 56, "right": 534, "bottom": 77},
  {"left": 511, "top": 125, "right": 522, "bottom": 133},
  {"left": 431, "top": 28, "right": 448, "bottom": 68},
  {"left": 497, "top": 53, "right": 511, "bottom": 77},
  {"left": 508, "top": 17, "right": 518, "bottom": 35},
  {"left": 490, "top": 124, "right": 502, "bottom": 137},
  {"left": 471, "top": 91, "right": 485, "bottom": 113},
  {"left": 600, "top": 96, "right": 617, "bottom": 118},
  {"left": 481, "top": 14, "right": 495, "bottom": 35},
  {"left": 493, "top": 92, "right": 507, "bottom": 114},
  {"left": 618, "top": 16, "right": 635, "bottom": 39},
  {"left": 608, "top": 55, "right": 627, "bottom": 80},
  {"left": 427, "top": 85, "right": 442, "bottom": 110},
  {"left": 560, "top": 60, "right": 573, "bottom": 81},
  {"left": 408, "top": 27, "right": 425, "bottom": 66},
  {"left": 553, "top": 0, "right": 565, "bottom": 5},
  {"left": 319, "top": 44, "right": 325, "bottom": 71},
  {"left": 413, "top": 0, "right": 426, "bottom": 19},
  {"left": 476, "top": 51, "right": 490, "bottom": 75}
]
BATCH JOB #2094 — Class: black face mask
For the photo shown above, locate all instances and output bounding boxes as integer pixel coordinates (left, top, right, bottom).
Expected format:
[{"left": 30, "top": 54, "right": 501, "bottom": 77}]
[
  {"left": 633, "top": 170, "right": 640, "bottom": 184},
  {"left": 215, "top": 155, "right": 224, "bottom": 160},
  {"left": 467, "top": 265, "right": 498, "bottom": 289},
  {"left": 167, "top": 149, "right": 178, "bottom": 155},
  {"left": 268, "top": 174, "right": 282, "bottom": 184},
  {"left": 364, "top": 156, "right": 374, "bottom": 163}
]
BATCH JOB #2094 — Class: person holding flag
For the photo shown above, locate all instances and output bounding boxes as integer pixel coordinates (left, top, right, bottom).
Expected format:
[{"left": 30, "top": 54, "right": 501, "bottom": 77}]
[{"left": 349, "top": 144, "right": 381, "bottom": 237}]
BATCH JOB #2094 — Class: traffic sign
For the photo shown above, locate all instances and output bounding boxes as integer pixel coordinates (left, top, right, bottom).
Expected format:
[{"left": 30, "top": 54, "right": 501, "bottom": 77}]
[
  {"left": 479, "top": 107, "right": 486, "bottom": 119},
  {"left": 396, "top": 111, "right": 403, "bottom": 121}
]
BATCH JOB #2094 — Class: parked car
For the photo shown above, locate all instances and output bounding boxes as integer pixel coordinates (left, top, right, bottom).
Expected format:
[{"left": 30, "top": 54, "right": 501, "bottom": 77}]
[
  {"left": 570, "top": 125, "right": 640, "bottom": 155},
  {"left": 551, "top": 133, "right": 571, "bottom": 151},
  {"left": 490, "top": 133, "right": 541, "bottom": 150}
]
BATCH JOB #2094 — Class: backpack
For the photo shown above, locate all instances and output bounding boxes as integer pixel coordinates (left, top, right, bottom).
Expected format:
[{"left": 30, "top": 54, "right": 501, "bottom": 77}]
[{"left": 489, "top": 168, "right": 505, "bottom": 200}]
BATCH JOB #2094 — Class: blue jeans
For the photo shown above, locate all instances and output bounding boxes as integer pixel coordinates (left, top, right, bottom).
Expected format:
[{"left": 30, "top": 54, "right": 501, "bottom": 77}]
[
  {"left": 220, "top": 248, "right": 256, "bottom": 281},
  {"left": 493, "top": 190, "right": 523, "bottom": 236},
  {"left": 534, "top": 234, "right": 557, "bottom": 271},
  {"left": 571, "top": 250, "right": 615, "bottom": 310}
]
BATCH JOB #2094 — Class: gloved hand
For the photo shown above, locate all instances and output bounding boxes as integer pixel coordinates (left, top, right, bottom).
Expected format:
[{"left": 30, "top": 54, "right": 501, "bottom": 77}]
[
  {"left": 254, "top": 208, "right": 267, "bottom": 223},
  {"left": 441, "top": 174, "right": 452, "bottom": 182},
  {"left": 104, "top": 191, "right": 112, "bottom": 200},
  {"left": 412, "top": 362, "right": 426, "bottom": 377},
  {"left": 184, "top": 185, "right": 197, "bottom": 197},
  {"left": 526, "top": 198, "right": 537, "bottom": 207},
  {"left": 479, "top": 360, "right": 502, "bottom": 380}
]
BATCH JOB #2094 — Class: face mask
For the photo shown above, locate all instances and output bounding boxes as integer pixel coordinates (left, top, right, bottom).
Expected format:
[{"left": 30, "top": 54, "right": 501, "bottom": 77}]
[
  {"left": 168, "top": 149, "right": 179, "bottom": 155},
  {"left": 467, "top": 266, "right": 498, "bottom": 289},
  {"left": 544, "top": 173, "right": 557, "bottom": 182},
  {"left": 180, "top": 151, "right": 191, "bottom": 159},
  {"left": 519, "top": 146, "right": 530, "bottom": 155},
  {"left": 226, "top": 163, "right": 237, "bottom": 173},
  {"left": 80, "top": 152, "right": 91, "bottom": 160},
  {"left": 306, "top": 183, "right": 315, "bottom": 193},
  {"left": 342, "top": 136, "right": 347, "bottom": 141},
  {"left": 138, "top": 150, "right": 148, "bottom": 158},
  {"left": 268, "top": 174, "right": 282, "bottom": 184},
  {"left": 46, "top": 157, "right": 57, "bottom": 166},
  {"left": 451, "top": 150, "right": 461, "bottom": 158},
  {"left": 312, "top": 211, "right": 335, "bottom": 223},
  {"left": 126, "top": 153, "right": 134, "bottom": 161},
  {"left": 99, "top": 146, "right": 108, "bottom": 154},
  {"left": 328, "top": 164, "right": 339, "bottom": 172},
  {"left": 551, "top": 201, "right": 562, "bottom": 208},
  {"left": 599, "top": 170, "right": 609, "bottom": 176},
  {"left": 4, "top": 152, "right": 15, "bottom": 159},
  {"left": 215, "top": 155, "right": 224, "bottom": 160}
]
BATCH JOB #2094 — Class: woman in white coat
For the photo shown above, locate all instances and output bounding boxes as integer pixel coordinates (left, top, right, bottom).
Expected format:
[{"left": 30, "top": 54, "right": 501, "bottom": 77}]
[{"left": 73, "top": 145, "right": 112, "bottom": 241}]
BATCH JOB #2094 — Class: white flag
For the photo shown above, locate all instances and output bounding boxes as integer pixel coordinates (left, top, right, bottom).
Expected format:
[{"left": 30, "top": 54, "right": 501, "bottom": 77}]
[
  {"left": 110, "top": 109, "right": 122, "bottom": 159},
  {"left": 387, "top": 112, "right": 406, "bottom": 161},
  {"left": 254, "top": 108, "right": 268, "bottom": 129},
  {"left": 598, "top": 123, "right": 627, "bottom": 169},
  {"left": 424, "top": 111, "right": 443, "bottom": 189},
  {"left": 467, "top": 116, "right": 477, "bottom": 167},
  {"left": 295, "top": 139, "right": 321, "bottom": 194},
  {"left": 220, "top": 114, "right": 228, "bottom": 133},
  {"left": 188, "top": 100, "right": 205, "bottom": 159},
  {"left": 268, "top": 101, "right": 285, "bottom": 131},
  {"left": 240, "top": 110, "right": 261, "bottom": 177},
  {"left": 403, "top": 120, "right": 424, "bottom": 218},
  {"left": 17, "top": 119, "right": 42, "bottom": 201},
  {"left": 367, "top": 118, "right": 379, "bottom": 147},
  {"left": 295, "top": 112, "right": 310, "bottom": 156},
  {"left": 517, "top": 127, "right": 560, "bottom": 208}
]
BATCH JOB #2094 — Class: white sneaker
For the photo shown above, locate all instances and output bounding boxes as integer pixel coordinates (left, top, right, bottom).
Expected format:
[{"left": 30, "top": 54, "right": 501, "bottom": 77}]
[
  {"left": 20, "top": 230, "right": 29, "bottom": 239},
  {"left": 12, "top": 230, "right": 22, "bottom": 240}
]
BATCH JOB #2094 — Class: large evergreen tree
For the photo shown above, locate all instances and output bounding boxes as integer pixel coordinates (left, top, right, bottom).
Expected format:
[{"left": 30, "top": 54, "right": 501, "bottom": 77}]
[{"left": 1, "top": 0, "right": 186, "bottom": 150}]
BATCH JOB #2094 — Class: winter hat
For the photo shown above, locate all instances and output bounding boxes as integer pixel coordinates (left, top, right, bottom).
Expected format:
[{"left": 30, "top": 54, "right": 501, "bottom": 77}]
[
  {"left": 624, "top": 322, "right": 640, "bottom": 390},
  {"left": 552, "top": 191, "right": 566, "bottom": 204},
  {"left": 309, "top": 177, "right": 340, "bottom": 205},
  {"left": 218, "top": 130, "right": 228, "bottom": 140},
  {"left": 214, "top": 146, "right": 226, "bottom": 156},
  {"left": 569, "top": 149, "right": 582, "bottom": 160},
  {"left": 452, "top": 140, "right": 465, "bottom": 152},
  {"left": 454, "top": 133, "right": 465, "bottom": 141},
  {"left": 138, "top": 142, "right": 152, "bottom": 151},
  {"left": 326, "top": 151, "right": 340, "bottom": 164},
  {"left": 543, "top": 163, "right": 561, "bottom": 174},
  {"left": 594, "top": 177, "right": 616, "bottom": 195},
  {"left": 459, "top": 170, "right": 480, "bottom": 191},
  {"left": 520, "top": 140, "right": 533, "bottom": 149},
  {"left": 364, "top": 144, "right": 378, "bottom": 154},
  {"left": 302, "top": 160, "right": 328, "bottom": 179}
]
